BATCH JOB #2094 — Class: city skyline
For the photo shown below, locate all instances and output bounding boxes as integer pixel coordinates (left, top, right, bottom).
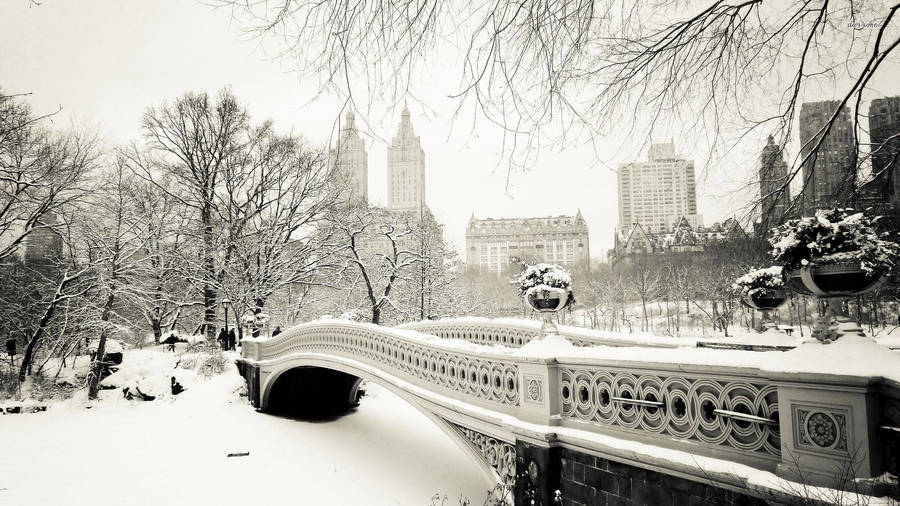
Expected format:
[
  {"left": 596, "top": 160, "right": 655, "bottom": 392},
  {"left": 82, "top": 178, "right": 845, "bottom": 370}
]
[{"left": 3, "top": 1, "right": 900, "bottom": 262}]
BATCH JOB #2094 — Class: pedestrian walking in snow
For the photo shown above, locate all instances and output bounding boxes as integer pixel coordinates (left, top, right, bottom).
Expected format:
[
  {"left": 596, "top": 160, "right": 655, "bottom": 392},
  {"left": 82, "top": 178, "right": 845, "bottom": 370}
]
[
  {"left": 227, "top": 329, "right": 236, "bottom": 350},
  {"left": 217, "top": 328, "right": 227, "bottom": 350},
  {"left": 272, "top": 326, "right": 281, "bottom": 337}
]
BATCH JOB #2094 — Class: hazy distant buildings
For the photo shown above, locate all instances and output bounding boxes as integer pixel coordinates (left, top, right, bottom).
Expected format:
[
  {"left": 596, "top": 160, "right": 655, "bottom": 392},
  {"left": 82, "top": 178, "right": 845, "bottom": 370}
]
[
  {"left": 798, "top": 101, "right": 856, "bottom": 214},
  {"left": 869, "top": 96, "right": 900, "bottom": 214},
  {"left": 466, "top": 212, "right": 590, "bottom": 272},
  {"left": 23, "top": 211, "right": 63, "bottom": 268},
  {"left": 387, "top": 103, "right": 426, "bottom": 211},
  {"left": 617, "top": 143, "right": 700, "bottom": 234},
  {"left": 609, "top": 217, "right": 746, "bottom": 265},
  {"left": 758, "top": 135, "right": 791, "bottom": 230},
  {"left": 329, "top": 110, "right": 369, "bottom": 203}
]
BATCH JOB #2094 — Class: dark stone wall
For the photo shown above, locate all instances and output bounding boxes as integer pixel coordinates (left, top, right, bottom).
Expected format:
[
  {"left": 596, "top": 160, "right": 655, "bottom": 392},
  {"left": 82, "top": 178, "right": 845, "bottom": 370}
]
[
  {"left": 558, "top": 448, "right": 768, "bottom": 506},
  {"left": 236, "top": 362, "right": 260, "bottom": 408}
]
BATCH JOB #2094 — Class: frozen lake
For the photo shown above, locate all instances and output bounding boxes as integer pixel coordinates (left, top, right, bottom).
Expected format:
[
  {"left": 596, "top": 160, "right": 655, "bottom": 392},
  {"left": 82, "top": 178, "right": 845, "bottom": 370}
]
[{"left": 0, "top": 376, "right": 493, "bottom": 506}]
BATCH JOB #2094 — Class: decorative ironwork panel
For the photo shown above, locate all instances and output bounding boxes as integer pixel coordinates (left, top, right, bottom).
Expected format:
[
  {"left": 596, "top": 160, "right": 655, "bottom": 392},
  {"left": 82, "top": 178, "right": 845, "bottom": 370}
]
[
  {"left": 446, "top": 420, "right": 516, "bottom": 486},
  {"left": 559, "top": 368, "right": 781, "bottom": 458},
  {"left": 255, "top": 325, "right": 519, "bottom": 408}
]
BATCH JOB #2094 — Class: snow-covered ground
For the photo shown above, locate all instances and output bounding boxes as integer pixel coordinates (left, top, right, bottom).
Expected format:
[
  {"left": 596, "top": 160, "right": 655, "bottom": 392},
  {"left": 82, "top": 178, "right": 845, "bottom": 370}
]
[{"left": 0, "top": 349, "right": 492, "bottom": 506}]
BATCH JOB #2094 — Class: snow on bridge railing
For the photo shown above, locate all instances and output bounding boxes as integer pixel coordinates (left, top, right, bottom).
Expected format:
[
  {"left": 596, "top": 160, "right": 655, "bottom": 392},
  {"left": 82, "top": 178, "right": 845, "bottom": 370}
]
[
  {"left": 397, "top": 317, "right": 694, "bottom": 349},
  {"left": 239, "top": 319, "right": 900, "bottom": 486}
]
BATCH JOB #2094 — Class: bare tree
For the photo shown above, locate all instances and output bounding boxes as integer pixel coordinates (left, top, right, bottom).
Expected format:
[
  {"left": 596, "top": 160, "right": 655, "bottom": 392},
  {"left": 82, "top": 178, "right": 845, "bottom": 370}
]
[
  {"left": 218, "top": 1, "right": 900, "bottom": 208},
  {"left": 324, "top": 206, "right": 425, "bottom": 325},
  {"left": 223, "top": 136, "right": 336, "bottom": 335},
  {"left": 0, "top": 90, "right": 95, "bottom": 261},
  {"left": 622, "top": 257, "right": 662, "bottom": 333},
  {"left": 76, "top": 156, "right": 150, "bottom": 398}
]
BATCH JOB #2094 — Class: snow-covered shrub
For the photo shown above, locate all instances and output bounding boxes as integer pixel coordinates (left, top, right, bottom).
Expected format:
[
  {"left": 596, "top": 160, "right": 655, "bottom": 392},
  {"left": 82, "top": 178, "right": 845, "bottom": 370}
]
[
  {"left": 512, "top": 263, "right": 576, "bottom": 308},
  {"left": 88, "top": 338, "right": 124, "bottom": 355},
  {"left": 338, "top": 311, "right": 360, "bottom": 321},
  {"left": 733, "top": 266, "right": 785, "bottom": 297},
  {"left": 178, "top": 350, "right": 228, "bottom": 378},
  {"left": 770, "top": 208, "right": 900, "bottom": 274}
]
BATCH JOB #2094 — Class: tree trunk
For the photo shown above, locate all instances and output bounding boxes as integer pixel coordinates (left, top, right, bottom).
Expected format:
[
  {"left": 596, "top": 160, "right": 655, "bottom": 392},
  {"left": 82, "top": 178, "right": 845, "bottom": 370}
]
[
  {"left": 201, "top": 206, "right": 217, "bottom": 341},
  {"left": 372, "top": 305, "right": 381, "bottom": 325},
  {"left": 18, "top": 276, "right": 73, "bottom": 382},
  {"left": 88, "top": 291, "right": 115, "bottom": 399},
  {"left": 152, "top": 319, "right": 162, "bottom": 345}
]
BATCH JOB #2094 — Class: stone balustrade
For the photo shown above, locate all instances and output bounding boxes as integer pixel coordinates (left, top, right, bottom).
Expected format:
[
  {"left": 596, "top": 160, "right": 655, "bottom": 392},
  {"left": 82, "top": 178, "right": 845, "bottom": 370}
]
[
  {"left": 239, "top": 319, "right": 899, "bottom": 501},
  {"left": 398, "top": 317, "right": 689, "bottom": 349}
]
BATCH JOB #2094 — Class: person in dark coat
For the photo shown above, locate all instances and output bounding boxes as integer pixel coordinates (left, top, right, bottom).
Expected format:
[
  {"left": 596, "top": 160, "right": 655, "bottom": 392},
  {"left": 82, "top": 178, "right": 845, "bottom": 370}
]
[
  {"left": 272, "top": 326, "right": 282, "bottom": 337},
  {"left": 217, "top": 328, "right": 228, "bottom": 350},
  {"left": 227, "top": 329, "right": 236, "bottom": 351}
]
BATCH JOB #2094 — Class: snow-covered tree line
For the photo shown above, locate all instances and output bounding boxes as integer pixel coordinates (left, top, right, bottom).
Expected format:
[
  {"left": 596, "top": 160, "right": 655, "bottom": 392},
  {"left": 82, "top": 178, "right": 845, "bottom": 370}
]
[{"left": 0, "top": 88, "right": 461, "bottom": 397}]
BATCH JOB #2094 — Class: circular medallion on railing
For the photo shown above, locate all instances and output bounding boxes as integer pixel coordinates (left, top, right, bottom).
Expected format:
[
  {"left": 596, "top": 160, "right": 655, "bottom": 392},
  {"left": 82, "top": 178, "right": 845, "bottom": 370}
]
[
  {"left": 591, "top": 371, "right": 615, "bottom": 424},
  {"left": 491, "top": 365, "right": 504, "bottom": 397},
  {"left": 636, "top": 375, "right": 666, "bottom": 433},
  {"left": 662, "top": 377, "right": 694, "bottom": 438},
  {"left": 468, "top": 365, "right": 479, "bottom": 394},
  {"left": 574, "top": 374, "right": 593, "bottom": 418},
  {"left": 690, "top": 379, "right": 729, "bottom": 445},
  {"left": 611, "top": 373, "right": 640, "bottom": 429},
  {"left": 504, "top": 368, "right": 518, "bottom": 403},
  {"left": 806, "top": 412, "right": 838, "bottom": 448},
  {"left": 479, "top": 365, "right": 491, "bottom": 395}
]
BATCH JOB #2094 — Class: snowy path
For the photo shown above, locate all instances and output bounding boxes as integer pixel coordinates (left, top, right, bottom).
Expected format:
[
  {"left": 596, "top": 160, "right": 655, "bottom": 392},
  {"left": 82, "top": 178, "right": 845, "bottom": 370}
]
[{"left": 0, "top": 378, "right": 493, "bottom": 506}]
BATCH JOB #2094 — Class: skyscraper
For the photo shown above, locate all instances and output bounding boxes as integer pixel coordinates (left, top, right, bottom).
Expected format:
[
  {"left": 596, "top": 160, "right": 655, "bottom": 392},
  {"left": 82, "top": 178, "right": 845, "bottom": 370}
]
[
  {"left": 869, "top": 96, "right": 900, "bottom": 214},
  {"left": 387, "top": 103, "right": 426, "bottom": 211},
  {"left": 617, "top": 142, "right": 700, "bottom": 234},
  {"left": 23, "top": 211, "right": 62, "bottom": 269},
  {"left": 798, "top": 101, "right": 856, "bottom": 214},
  {"left": 758, "top": 135, "right": 791, "bottom": 229},
  {"left": 329, "top": 109, "right": 368, "bottom": 203}
]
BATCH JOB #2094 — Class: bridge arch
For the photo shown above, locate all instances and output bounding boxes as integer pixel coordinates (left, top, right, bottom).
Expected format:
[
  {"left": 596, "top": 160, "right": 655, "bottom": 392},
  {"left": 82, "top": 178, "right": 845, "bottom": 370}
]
[
  {"left": 259, "top": 353, "right": 513, "bottom": 492},
  {"left": 238, "top": 318, "right": 899, "bottom": 505}
]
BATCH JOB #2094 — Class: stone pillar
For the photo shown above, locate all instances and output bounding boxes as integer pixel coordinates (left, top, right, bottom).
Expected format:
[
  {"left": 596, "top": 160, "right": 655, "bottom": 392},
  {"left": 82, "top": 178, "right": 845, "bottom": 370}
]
[
  {"left": 516, "top": 359, "right": 560, "bottom": 425},
  {"left": 515, "top": 440, "right": 561, "bottom": 506},
  {"left": 237, "top": 362, "right": 261, "bottom": 408},
  {"left": 774, "top": 377, "right": 883, "bottom": 488}
]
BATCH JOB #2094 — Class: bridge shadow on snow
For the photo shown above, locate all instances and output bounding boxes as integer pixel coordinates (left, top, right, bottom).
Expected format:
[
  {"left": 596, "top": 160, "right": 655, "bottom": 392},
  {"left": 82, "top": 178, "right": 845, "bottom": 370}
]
[{"left": 265, "top": 367, "right": 364, "bottom": 422}]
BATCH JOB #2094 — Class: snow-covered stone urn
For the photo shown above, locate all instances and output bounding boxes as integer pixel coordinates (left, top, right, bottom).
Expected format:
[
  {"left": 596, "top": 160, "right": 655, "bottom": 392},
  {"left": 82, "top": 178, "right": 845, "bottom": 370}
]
[
  {"left": 734, "top": 266, "right": 787, "bottom": 332},
  {"left": 513, "top": 263, "right": 575, "bottom": 337},
  {"left": 770, "top": 209, "right": 899, "bottom": 343}
]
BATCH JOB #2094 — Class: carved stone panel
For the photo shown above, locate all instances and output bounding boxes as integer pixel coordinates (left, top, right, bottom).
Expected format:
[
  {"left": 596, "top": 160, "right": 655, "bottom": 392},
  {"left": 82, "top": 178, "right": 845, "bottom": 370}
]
[
  {"left": 524, "top": 374, "right": 544, "bottom": 405},
  {"left": 792, "top": 404, "right": 850, "bottom": 455}
]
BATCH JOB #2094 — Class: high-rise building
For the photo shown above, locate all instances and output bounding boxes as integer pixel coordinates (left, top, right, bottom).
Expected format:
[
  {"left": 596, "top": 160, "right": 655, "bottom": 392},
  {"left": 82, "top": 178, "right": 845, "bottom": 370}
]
[
  {"left": 798, "top": 101, "right": 856, "bottom": 214},
  {"left": 758, "top": 135, "right": 791, "bottom": 229},
  {"left": 387, "top": 103, "right": 426, "bottom": 210},
  {"left": 869, "top": 96, "right": 900, "bottom": 214},
  {"left": 617, "top": 142, "right": 700, "bottom": 234},
  {"left": 465, "top": 212, "right": 590, "bottom": 272},
  {"left": 329, "top": 109, "right": 368, "bottom": 202},
  {"left": 23, "top": 211, "right": 62, "bottom": 268}
]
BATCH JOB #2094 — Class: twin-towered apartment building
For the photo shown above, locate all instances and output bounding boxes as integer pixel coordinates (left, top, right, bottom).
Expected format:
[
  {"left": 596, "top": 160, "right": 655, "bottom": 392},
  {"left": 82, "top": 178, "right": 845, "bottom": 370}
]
[{"left": 329, "top": 104, "right": 426, "bottom": 212}]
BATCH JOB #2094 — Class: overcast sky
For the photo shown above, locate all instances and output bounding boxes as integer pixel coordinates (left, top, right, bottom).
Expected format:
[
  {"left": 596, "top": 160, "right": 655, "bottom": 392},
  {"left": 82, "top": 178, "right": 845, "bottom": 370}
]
[{"left": 3, "top": 1, "right": 898, "bottom": 261}]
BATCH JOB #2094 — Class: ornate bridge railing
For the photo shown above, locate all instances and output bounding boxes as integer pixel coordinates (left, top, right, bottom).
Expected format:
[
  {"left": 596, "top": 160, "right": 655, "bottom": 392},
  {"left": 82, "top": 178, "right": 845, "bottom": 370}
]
[
  {"left": 398, "top": 317, "right": 692, "bottom": 349},
  {"left": 239, "top": 319, "right": 899, "bottom": 503}
]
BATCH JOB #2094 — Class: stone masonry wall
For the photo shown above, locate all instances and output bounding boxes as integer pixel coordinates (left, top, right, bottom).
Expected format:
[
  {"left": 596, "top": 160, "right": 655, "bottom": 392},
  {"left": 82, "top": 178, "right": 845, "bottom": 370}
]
[{"left": 559, "top": 448, "right": 768, "bottom": 506}]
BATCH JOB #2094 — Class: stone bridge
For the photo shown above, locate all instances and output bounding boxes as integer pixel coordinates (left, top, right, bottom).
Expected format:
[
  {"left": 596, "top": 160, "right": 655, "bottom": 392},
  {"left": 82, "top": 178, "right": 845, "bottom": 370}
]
[{"left": 237, "top": 318, "right": 900, "bottom": 505}]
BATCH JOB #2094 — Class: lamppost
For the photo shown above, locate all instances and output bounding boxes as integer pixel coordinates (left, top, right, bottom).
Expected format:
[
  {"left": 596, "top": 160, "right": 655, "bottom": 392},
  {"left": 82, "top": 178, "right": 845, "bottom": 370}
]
[{"left": 221, "top": 298, "right": 231, "bottom": 348}]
